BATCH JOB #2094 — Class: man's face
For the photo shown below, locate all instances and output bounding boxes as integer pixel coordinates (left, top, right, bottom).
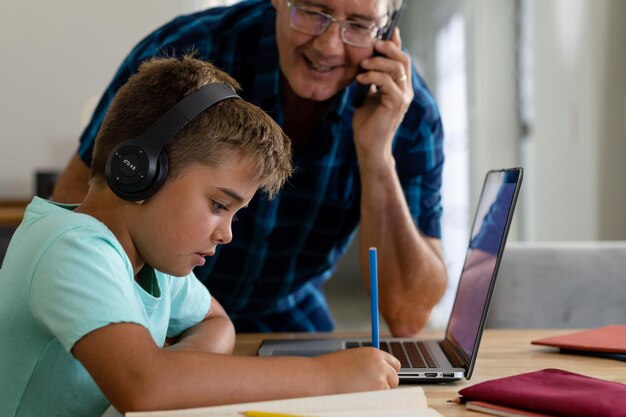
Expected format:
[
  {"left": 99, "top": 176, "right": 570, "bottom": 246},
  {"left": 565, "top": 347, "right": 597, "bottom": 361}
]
[{"left": 272, "top": 0, "right": 388, "bottom": 101}]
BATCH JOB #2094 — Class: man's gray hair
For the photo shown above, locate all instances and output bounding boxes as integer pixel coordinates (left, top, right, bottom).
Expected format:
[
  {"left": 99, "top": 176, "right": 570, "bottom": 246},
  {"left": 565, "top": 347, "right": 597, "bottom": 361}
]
[{"left": 388, "top": 0, "right": 404, "bottom": 14}]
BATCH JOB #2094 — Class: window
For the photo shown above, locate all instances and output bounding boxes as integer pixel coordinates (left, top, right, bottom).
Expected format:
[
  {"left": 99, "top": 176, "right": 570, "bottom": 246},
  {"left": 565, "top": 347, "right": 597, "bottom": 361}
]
[{"left": 430, "top": 11, "right": 470, "bottom": 329}]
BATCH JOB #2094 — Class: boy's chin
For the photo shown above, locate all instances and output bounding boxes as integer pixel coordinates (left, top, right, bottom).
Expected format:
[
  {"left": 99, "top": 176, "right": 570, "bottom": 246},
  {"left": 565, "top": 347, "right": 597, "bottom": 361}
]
[{"left": 162, "top": 266, "right": 195, "bottom": 278}]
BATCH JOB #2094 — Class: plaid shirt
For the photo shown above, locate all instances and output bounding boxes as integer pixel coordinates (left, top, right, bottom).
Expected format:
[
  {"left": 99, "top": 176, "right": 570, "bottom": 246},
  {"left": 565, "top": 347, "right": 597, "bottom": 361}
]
[{"left": 78, "top": 0, "right": 444, "bottom": 332}]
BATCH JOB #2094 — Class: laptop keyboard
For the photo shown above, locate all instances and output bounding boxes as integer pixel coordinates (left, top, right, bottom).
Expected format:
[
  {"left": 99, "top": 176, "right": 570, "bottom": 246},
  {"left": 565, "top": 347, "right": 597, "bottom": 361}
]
[{"left": 345, "top": 340, "right": 438, "bottom": 368}]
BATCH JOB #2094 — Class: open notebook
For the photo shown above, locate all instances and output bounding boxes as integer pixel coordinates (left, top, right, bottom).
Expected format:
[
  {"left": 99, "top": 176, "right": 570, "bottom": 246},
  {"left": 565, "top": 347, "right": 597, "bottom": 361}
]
[{"left": 108, "top": 387, "right": 441, "bottom": 417}]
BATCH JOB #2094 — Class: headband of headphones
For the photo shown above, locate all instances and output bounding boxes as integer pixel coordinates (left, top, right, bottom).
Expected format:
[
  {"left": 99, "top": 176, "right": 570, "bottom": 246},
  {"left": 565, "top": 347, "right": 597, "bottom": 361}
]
[{"left": 105, "top": 82, "right": 241, "bottom": 201}]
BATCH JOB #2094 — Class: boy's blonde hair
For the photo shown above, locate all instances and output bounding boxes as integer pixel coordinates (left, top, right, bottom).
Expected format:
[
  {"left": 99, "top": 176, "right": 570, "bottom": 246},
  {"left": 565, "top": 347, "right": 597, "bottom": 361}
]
[{"left": 90, "top": 55, "right": 292, "bottom": 198}]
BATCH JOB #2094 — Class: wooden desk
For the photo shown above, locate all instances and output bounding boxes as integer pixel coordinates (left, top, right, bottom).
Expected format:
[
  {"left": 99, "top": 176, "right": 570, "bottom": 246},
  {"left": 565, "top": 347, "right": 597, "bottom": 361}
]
[
  {"left": 235, "top": 330, "right": 626, "bottom": 416},
  {"left": 0, "top": 200, "right": 28, "bottom": 227}
]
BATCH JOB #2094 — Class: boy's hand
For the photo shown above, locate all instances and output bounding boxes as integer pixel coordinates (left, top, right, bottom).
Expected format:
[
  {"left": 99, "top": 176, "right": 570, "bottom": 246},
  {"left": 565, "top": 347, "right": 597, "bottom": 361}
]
[{"left": 315, "top": 347, "right": 401, "bottom": 392}]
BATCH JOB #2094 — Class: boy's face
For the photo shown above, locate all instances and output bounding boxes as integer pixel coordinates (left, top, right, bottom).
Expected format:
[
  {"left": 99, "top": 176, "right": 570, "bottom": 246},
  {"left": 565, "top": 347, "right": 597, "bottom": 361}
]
[{"left": 128, "top": 155, "right": 259, "bottom": 277}]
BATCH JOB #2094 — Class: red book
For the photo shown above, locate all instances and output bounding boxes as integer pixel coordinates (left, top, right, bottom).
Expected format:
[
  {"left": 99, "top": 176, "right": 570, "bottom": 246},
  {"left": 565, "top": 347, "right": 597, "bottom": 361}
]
[
  {"left": 458, "top": 368, "right": 626, "bottom": 417},
  {"left": 465, "top": 401, "right": 553, "bottom": 417},
  {"left": 531, "top": 325, "right": 626, "bottom": 353}
]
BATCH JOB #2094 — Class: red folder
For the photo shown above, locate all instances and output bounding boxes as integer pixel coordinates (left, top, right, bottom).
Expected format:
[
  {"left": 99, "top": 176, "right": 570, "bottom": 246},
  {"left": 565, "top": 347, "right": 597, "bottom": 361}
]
[
  {"left": 531, "top": 325, "right": 626, "bottom": 353},
  {"left": 458, "top": 368, "right": 626, "bottom": 417}
]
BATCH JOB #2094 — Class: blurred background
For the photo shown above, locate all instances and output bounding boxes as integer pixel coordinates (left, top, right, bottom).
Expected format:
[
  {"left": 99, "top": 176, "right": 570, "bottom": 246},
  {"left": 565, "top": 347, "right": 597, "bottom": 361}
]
[{"left": 1, "top": 0, "right": 625, "bottom": 330}]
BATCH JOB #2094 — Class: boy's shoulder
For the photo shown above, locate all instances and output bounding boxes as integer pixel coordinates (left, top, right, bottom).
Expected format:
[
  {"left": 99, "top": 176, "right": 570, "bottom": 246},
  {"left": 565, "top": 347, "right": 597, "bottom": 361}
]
[
  {"left": 15, "top": 198, "right": 122, "bottom": 261},
  {"left": 21, "top": 197, "right": 102, "bottom": 236},
  {"left": 1, "top": 198, "right": 130, "bottom": 293}
]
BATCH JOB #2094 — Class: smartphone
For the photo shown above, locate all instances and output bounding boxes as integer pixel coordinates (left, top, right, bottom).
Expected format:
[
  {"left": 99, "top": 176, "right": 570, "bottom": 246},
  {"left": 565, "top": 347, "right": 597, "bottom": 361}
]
[{"left": 352, "top": 1, "right": 406, "bottom": 108}]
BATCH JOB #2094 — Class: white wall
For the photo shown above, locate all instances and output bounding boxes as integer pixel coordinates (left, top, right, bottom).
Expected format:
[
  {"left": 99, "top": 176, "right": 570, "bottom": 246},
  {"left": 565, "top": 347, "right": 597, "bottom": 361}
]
[
  {"left": 527, "top": 0, "right": 626, "bottom": 240},
  {"left": 464, "top": 0, "right": 518, "bottom": 216},
  {"left": 597, "top": 1, "right": 626, "bottom": 239},
  {"left": 0, "top": 1, "right": 200, "bottom": 198}
]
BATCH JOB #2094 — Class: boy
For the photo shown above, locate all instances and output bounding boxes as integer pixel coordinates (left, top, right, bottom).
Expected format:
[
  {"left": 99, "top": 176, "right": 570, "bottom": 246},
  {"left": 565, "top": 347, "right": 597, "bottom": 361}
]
[{"left": 0, "top": 56, "right": 400, "bottom": 416}]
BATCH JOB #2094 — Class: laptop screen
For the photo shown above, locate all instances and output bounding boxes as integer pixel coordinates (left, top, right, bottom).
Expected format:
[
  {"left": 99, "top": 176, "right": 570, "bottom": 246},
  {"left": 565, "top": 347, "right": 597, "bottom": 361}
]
[{"left": 445, "top": 169, "right": 522, "bottom": 363}]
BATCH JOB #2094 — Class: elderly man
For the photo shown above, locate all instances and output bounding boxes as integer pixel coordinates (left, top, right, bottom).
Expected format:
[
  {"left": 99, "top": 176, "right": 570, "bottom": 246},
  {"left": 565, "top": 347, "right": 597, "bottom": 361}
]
[{"left": 53, "top": 0, "right": 447, "bottom": 336}]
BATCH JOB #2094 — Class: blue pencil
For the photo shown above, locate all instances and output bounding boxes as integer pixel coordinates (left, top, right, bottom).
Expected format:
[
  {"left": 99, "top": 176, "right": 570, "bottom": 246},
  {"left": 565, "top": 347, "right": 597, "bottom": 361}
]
[{"left": 369, "top": 247, "right": 380, "bottom": 349}]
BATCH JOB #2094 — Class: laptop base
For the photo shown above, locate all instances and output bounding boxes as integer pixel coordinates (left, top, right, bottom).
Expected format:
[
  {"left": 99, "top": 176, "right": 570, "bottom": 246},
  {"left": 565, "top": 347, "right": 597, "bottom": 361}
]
[{"left": 258, "top": 337, "right": 466, "bottom": 382}]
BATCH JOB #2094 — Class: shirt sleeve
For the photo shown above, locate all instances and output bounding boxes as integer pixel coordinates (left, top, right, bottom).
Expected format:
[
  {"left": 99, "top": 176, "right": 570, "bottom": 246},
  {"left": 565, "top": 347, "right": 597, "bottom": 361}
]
[
  {"left": 394, "top": 65, "right": 445, "bottom": 238},
  {"left": 165, "top": 272, "right": 212, "bottom": 338},
  {"left": 29, "top": 227, "right": 147, "bottom": 352}
]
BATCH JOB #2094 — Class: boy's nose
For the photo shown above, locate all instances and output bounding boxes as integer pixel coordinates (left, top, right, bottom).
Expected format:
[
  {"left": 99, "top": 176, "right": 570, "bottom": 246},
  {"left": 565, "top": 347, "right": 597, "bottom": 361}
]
[{"left": 214, "top": 222, "right": 233, "bottom": 245}]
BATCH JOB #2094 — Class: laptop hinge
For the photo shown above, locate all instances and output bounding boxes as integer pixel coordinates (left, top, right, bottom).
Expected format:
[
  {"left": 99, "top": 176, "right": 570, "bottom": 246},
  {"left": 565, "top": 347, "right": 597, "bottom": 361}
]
[{"left": 439, "top": 339, "right": 469, "bottom": 370}]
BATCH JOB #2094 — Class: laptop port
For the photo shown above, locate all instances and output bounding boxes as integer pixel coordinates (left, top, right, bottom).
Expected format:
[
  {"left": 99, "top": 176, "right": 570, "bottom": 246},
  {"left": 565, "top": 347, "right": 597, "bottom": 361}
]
[
  {"left": 425, "top": 373, "right": 438, "bottom": 377},
  {"left": 443, "top": 373, "right": 454, "bottom": 378}
]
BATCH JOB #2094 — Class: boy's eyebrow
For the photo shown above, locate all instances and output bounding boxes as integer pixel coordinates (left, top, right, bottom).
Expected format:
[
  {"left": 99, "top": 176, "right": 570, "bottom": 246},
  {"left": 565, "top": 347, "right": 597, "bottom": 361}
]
[{"left": 217, "top": 187, "right": 244, "bottom": 203}]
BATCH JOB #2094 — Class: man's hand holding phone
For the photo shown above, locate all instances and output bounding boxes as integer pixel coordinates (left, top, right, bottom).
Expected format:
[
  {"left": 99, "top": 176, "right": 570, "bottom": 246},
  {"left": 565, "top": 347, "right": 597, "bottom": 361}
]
[
  {"left": 352, "top": 1, "right": 406, "bottom": 107},
  {"left": 351, "top": 27, "right": 414, "bottom": 165}
]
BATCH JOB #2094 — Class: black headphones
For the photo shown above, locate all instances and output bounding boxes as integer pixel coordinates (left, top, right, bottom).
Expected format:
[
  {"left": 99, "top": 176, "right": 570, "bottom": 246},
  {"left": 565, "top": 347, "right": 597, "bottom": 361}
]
[{"left": 105, "top": 83, "right": 241, "bottom": 201}]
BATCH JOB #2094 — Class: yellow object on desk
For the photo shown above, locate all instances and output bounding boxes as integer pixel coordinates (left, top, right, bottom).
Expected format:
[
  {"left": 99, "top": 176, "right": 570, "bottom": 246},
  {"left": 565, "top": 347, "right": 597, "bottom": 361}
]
[{"left": 241, "top": 412, "right": 312, "bottom": 417}]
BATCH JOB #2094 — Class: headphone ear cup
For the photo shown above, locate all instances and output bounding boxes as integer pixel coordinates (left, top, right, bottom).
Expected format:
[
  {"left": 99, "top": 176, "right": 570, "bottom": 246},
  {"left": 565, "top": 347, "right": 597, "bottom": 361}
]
[
  {"left": 134, "top": 150, "right": 169, "bottom": 201},
  {"left": 106, "top": 143, "right": 168, "bottom": 201}
]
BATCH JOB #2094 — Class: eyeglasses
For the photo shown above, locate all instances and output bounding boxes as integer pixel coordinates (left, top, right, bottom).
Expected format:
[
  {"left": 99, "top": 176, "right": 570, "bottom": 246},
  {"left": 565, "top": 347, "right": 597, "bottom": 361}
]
[{"left": 287, "top": 0, "right": 386, "bottom": 48}]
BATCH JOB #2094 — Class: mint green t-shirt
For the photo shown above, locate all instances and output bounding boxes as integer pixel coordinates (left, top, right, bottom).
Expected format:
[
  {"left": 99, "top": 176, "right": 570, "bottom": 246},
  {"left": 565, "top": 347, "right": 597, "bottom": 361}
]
[{"left": 0, "top": 197, "right": 211, "bottom": 417}]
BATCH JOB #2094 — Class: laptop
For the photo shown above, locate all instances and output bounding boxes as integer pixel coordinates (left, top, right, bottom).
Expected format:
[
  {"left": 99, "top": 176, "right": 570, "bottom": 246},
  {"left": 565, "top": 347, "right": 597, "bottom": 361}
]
[{"left": 258, "top": 168, "right": 524, "bottom": 382}]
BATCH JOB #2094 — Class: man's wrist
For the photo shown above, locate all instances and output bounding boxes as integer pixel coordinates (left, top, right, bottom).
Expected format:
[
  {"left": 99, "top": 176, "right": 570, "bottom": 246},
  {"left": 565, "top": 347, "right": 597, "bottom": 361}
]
[{"left": 357, "top": 149, "right": 396, "bottom": 180}]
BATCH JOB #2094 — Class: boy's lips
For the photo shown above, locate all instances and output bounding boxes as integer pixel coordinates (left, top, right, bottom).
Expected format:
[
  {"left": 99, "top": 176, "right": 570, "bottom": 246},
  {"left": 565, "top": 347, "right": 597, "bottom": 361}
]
[{"left": 193, "top": 251, "right": 215, "bottom": 266}]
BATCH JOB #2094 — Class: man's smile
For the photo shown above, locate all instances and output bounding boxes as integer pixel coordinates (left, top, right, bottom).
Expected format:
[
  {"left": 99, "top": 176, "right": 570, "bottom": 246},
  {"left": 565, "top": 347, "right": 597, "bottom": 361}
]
[{"left": 303, "top": 54, "right": 341, "bottom": 73}]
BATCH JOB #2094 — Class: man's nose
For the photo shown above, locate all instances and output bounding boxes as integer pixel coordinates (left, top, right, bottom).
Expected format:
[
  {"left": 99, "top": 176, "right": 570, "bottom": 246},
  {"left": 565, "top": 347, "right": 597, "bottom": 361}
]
[{"left": 312, "top": 21, "right": 344, "bottom": 52}]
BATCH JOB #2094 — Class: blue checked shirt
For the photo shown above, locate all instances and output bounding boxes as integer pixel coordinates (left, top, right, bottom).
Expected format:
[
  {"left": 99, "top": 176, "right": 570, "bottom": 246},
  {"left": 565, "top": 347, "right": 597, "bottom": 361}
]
[{"left": 78, "top": 0, "right": 444, "bottom": 332}]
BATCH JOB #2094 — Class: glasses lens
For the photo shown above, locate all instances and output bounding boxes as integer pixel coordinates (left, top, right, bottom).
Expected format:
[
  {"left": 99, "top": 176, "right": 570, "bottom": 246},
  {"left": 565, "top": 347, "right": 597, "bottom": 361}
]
[
  {"left": 342, "top": 21, "right": 378, "bottom": 47},
  {"left": 290, "top": 6, "right": 330, "bottom": 35}
]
